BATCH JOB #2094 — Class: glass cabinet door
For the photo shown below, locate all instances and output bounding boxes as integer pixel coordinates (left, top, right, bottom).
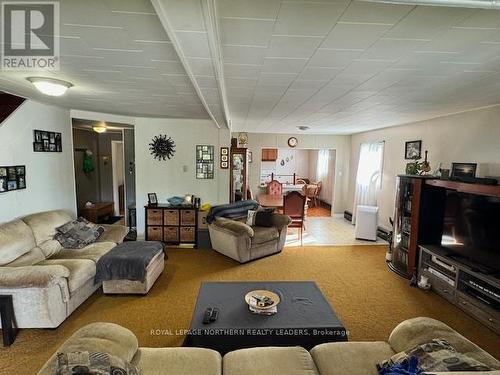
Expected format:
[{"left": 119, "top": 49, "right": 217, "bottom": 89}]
[{"left": 231, "top": 153, "right": 245, "bottom": 202}]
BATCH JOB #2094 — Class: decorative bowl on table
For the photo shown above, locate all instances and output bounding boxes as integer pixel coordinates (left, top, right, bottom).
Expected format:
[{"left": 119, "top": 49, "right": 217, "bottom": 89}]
[{"left": 244, "top": 290, "right": 280, "bottom": 315}]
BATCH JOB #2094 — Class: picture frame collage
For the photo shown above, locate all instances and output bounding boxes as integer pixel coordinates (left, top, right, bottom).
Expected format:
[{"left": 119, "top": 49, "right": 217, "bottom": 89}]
[
  {"left": 220, "top": 147, "right": 229, "bottom": 169},
  {"left": 196, "top": 145, "right": 214, "bottom": 179},
  {"left": 0, "top": 166, "right": 26, "bottom": 193},
  {"left": 33, "top": 130, "right": 62, "bottom": 152}
]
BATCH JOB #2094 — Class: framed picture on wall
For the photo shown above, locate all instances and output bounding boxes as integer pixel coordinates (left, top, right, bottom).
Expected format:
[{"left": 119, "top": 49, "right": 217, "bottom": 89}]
[
  {"left": 220, "top": 147, "right": 229, "bottom": 169},
  {"left": 34, "top": 130, "right": 62, "bottom": 152},
  {"left": 405, "top": 140, "right": 422, "bottom": 159},
  {"left": 0, "top": 165, "right": 26, "bottom": 192},
  {"left": 196, "top": 145, "right": 214, "bottom": 179}
]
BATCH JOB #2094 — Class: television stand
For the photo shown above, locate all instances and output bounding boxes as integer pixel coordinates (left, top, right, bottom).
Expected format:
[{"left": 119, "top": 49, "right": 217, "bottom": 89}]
[{"left": 418, "top": 245, "right": 499, "bottom": 334}]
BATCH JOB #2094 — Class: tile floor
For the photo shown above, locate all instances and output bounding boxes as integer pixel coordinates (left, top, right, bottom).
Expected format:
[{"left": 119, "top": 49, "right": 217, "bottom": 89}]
[{"left": 285, "top": 216, "right": 387, "bottom": 247}]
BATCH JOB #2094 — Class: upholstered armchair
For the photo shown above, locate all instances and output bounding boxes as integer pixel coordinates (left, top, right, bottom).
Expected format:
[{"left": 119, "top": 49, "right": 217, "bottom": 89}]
[{"left": 208, "top": 214, "right": 291, "bottom": 263}]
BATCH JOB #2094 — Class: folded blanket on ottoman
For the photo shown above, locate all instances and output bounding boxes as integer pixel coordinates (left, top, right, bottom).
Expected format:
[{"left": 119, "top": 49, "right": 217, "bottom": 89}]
[{"left": 95, "top": 241, "right": 163, "bottom": 283}]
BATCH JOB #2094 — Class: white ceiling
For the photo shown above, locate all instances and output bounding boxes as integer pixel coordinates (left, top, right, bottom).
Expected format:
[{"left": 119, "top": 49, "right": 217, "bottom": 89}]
[
  {"left": 215, "top": 0, "right": 500, "bottom": 134},
  {"left": 0, "top": 0, "right": 210, "bottom": 119},
  {"left": 1, "top": 0, "right": 500, "bottom": 134}
]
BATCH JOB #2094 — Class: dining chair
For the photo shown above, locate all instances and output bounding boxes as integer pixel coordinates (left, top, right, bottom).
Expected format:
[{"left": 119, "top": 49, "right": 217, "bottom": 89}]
[
  {"left": 267, "top": 179, "right": 283, "bottom": 196},
  {"left": 302, "top": 184, "right": 318, "bottom": 207},
  {"left": 295, "top": 178, "right": 307, "bottom": 185},
  {"left": 313, "top": 181, "right": 322, "bottom": 207},
  {"left": 283, "top": 191, "right": 306, "bottom": 245}
]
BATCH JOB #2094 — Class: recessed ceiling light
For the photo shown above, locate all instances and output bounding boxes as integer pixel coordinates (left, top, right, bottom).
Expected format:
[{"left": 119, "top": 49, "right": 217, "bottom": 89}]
[
  {"left": 27, "top": 77, "right": 73, "bottom": 96},
  {"left": 298, "top": 126, "right": 310, "bottom": 131}
]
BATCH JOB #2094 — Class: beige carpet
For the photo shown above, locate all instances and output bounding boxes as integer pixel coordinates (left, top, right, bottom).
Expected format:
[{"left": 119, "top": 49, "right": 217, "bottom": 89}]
[{"left": 1, "top": 245, "right": 498, "bottom": 373}]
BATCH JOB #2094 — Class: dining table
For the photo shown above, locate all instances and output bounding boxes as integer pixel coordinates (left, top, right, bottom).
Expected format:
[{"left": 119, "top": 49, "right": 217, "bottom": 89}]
[{"left": 257, "top": 193, "right": 284, "bottom": 209}]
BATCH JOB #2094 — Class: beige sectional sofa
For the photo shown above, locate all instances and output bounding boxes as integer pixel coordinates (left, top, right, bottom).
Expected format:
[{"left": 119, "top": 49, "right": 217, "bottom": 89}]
[
  {"left": 39, "top": 317, "right": 500, "bottom": 375},
  {"left": 0, "top": 210, "right": 128, "bottom": 328}
]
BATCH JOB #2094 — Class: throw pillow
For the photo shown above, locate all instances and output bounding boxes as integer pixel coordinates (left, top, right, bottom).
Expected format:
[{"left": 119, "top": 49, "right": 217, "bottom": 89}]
[
  {"left": 246, "top": 210, "right": 257, "bottom": 226},
  {"left": 54, "top": 217, "right": 104, "bottom": 249},
  {"left": 55, "top": 351, "right": 139, "bottom": 375},
  {"left": 377, "top": 339, "right": 491, "bottom": 372},
  {"left": 254, "top": 209, "right": 274, "bottom": 227}
]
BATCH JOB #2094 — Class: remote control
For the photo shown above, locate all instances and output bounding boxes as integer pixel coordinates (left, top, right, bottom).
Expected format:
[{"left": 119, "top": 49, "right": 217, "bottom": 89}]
[
  {"left": 202, "top": 308, "right": 213, "bottom": 324},
  {"left": 210, "top": 308, "right": 219, "bottom": 322}
]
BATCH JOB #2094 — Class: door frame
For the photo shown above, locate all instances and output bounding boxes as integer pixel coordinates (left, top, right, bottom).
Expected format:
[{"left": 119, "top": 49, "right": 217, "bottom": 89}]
[{"left": 111, "top": 140, "right": 125, "bottom": 216}]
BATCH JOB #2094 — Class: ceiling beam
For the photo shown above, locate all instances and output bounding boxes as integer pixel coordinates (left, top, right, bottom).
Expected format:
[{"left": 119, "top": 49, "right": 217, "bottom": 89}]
[
  {"left": 151, "top": 0, "right": 227, "bottom": 129},
  {"left": 201, "top": 0, "right": 232, "bottom": 131}
]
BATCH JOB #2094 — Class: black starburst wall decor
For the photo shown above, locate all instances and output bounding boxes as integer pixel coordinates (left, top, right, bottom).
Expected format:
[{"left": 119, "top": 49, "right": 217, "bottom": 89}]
[{"left": 149, "top": 134, "right": 176, "bottom": 161}]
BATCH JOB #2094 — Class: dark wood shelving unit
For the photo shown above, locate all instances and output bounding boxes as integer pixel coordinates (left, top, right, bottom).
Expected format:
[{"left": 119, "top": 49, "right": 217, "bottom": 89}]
[
  {"left": 390, "top": 175, "right": 446, "bottom": 278},
  {"left": 145, "top": 204, "right": 198, "bottom": 247}
]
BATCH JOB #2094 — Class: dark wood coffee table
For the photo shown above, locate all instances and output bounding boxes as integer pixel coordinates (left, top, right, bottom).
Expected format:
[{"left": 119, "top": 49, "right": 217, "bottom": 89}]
[{"left": 184, "top": 281, "right": 347, "bottom": 354}]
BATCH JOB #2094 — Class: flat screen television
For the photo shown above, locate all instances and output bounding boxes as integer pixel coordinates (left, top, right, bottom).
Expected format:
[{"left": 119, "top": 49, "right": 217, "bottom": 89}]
[{"left": 441, "top": 191, "right": 500, "bottom": 274}]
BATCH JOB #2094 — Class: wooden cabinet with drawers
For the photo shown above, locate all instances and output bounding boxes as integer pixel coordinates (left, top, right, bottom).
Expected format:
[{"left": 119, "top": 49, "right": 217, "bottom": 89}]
[{"left": 145, "top": 204, "right": 198, "bottom": 247}]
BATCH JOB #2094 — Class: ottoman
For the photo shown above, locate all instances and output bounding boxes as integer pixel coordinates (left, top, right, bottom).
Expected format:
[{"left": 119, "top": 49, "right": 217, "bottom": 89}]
[{"left": 96, "top": 241, "right": 165, "bottom": 295}]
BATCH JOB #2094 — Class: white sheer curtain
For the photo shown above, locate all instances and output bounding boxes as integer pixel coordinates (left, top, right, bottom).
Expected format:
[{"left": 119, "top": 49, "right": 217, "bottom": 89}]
[
  {"left": 352, "top": 142, "right": 384, "bottom": 224},
  {"left": 316, "top": 149, "right": 330, "bottom": 181}
]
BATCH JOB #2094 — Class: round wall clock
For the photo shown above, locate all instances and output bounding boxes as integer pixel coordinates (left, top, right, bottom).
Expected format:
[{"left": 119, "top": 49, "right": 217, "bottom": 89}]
[
  {"left": 287, "top": 137, "right": 298, "bottom": 148},
  {"left": 149, "top": 134, "right": 176, "bottom": 161}
]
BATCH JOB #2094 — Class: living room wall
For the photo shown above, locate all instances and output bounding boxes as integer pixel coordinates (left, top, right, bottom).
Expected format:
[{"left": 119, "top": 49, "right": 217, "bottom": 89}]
[
  {"left": 0, "top": 100, "right": 76, "bottom": 223},
  {"left": 135, "top": 118, "right": 230, "bottom": 237},
  {"left": 348, "top": 105, "right": 500, "bottom": 229},
  {"left": 233, "top": 132, "right": 351, "bottom": 215}
]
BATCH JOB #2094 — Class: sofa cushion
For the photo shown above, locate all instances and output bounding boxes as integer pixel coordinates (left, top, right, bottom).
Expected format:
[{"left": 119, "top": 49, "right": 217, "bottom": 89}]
[
  {"left": 0, "top": 264, "right": 70, "bottom": 288},
  {"left": 131, "top": 347, "right": 222, "bottom": 375},
  {"left": 310, "top": 342, "right": 395, "bottom": 375},
  {"left": 54, "top": 217, "right": 105, "bottom": 249},
  {"left": 0, "top": 219, "right": 36, "bottom": 265},
  {"left": 252, "top": 226, "right": 279, "bottom": 244},
  {"left": 223, "top": 346, "right": 319, "bottom": 375},
  {"left": 388, "top": 317, "right": 500, "bottom": 370},
  {"left": 40, "top": 258, "right": 96, "bottom": 292},
  {"left": 50, "top": 242, "right": 116, "bottom": 263},
  {"left": 272, "top": 213, "right": 292, "bottom": 228},
  {"left": 38, "top": 322, "right": 139, "bottom": 375},
  {"left": 379, "top": 339, "right": 492, "bottom": 372},
  {"left": 38, "top": 239, "right": 63, "bottom": 258},
  {"left": 97, "top": 224, "right": 129, "bottom": 244},
  {"left": 22, "top": 210, "right": 73, "bottom": 245},
  {"left": 214, "top": 218, "right": 254, "bottom": 237},
  {"left": 6, "top": 247, "right": 46, "bottom": 267}
]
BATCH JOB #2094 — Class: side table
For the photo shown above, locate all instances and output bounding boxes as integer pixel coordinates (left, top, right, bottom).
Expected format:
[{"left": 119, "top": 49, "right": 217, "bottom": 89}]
[{"left": 0, "top": 295, "right": 18, "bottom": 346}]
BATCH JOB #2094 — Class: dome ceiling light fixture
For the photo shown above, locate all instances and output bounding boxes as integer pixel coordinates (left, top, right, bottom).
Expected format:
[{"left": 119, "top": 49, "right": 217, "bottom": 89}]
[
  {"left": 92, "top": 126, "right": 107, "bottom": 134},
  {"left": 27, "top": 77, "right": 73, "bottom": 96}
]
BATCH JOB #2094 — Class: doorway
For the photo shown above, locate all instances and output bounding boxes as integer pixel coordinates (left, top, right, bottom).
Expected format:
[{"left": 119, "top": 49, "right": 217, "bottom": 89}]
[
  {"left": 259, "top": 148, "right": 336, "bottom": 217},
  {"left": 72, "top": 119, "right": 136, "bottom": 226}
]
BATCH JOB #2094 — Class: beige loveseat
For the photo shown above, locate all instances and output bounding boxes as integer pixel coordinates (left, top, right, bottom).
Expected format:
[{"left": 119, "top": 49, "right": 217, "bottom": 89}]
[
  {"left": 208, "top": 214, "right": 291, "bottom": 263},
  {"left": 0, "top": 210, "right": 128, "bottom": 328},
  {"left": 38, "top": 317, "right": 500, "bottom": 374}
]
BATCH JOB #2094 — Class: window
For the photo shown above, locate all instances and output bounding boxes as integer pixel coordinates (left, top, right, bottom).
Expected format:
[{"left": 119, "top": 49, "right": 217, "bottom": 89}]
[
  {"left": 352, "top": 142, "right": 384, "bottom": 223},
  {"left": 356, "top": 142, "right": 384, "bottom": 189},
  {"left": 316, "top": 149, "right": 330, "bottom": 181}
]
